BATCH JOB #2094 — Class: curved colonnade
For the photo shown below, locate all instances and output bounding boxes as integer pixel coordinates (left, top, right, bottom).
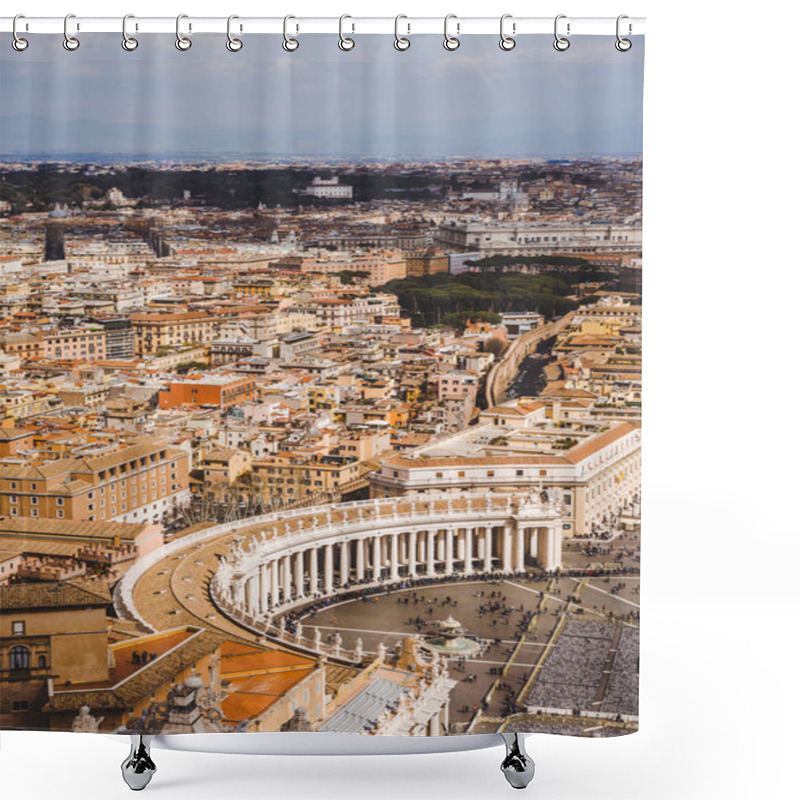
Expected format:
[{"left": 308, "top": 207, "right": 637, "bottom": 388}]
[
  {"left": 211, "top": 493, "right": 564, "bottom": 661},
  {"left": 117, "top": 493, "right": 565, "bottom": 664}
]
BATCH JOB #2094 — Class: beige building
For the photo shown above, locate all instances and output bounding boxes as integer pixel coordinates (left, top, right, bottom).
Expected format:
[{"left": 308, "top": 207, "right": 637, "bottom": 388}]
[
  {"left": 0, "top": 582, "right": 111, "bottom": 729},
  {"left": 131, "top": 312, "right": 218, "bottom": 356},
  {"left": 0, "top": 438, "right": 190, "bottom": 526},
  {"left": 371, "top": 398, "right": 641, "bottom": 537}
]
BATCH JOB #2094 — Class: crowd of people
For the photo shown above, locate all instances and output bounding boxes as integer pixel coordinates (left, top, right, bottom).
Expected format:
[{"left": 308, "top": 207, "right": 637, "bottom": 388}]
[
  {"left": 525, "top": 621, "right": 616, "bottom": 710},
  {"left": 600, "top": 627, "right": 639, "bottom": 716}
]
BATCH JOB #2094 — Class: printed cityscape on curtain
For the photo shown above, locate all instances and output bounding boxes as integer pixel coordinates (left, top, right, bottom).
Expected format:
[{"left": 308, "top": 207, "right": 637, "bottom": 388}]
[{"left": 0, "top": 34, "right": 642, "bottom": 738}]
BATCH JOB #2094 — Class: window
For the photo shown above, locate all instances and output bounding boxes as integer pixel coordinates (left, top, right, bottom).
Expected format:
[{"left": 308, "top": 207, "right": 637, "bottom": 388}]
[
  {"left": 12, "top": 621, "right": 25, "bottom": 635},
  {"left": 56, "top": 510, "right": 65, "bottom": 519},
  {"left": 9, "top": 645, "right": 30, "bottom": 671},
  {"left": 30, "top": 497, "right": 38, "bottom": 505},
  {"left": 9, "top": 495, "right": 17, "bottom": 504},
  {"left": 516, "top": 470, "right": 524, "bottom": 477},
  {"left": 12, "top": 700, "right": 29, "bottom": 711},
  {"left": 30, "top": 509, "right": 39, "bottom": 518},
  {"left": 56, "top": 497, "right": 64, "bottom": 506},
  {"left": 38, "top": 655, "right": 47, "bottom": 669},
  {"left": 487, "top": 471, "right": 495, "bottom": 477},
  {"left": 30, "top": 483, "right": 37, "bottom": 491}
]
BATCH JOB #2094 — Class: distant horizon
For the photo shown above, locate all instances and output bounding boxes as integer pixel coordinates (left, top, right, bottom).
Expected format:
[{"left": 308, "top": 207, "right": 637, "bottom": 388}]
[{"left": 0, "top": 153, "right": 644, "bottom": 165}]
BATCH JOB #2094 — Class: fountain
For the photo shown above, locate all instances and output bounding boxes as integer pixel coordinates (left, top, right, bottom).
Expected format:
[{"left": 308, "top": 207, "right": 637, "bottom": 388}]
[{"left": 421, "top": 615, "right": 482, "bottom": 659}]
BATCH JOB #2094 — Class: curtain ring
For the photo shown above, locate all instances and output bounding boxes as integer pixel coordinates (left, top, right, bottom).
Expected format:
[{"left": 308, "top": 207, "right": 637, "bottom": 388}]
[
  {"left": 122, "top": 14, "right": 138, "bottom": 51},
  {"left": 63, "top": 13, "right": 80, "bottom": 51},
  {"left": 283, "top": 15, "right": 299, "bottom": 51},
  {"left": 175, "top": 14, "right": 192, "bottom": 50},
  {"left": 615, "top": 15, "right": 632, "bottom": 51},
  {"left": 443, "top": 14, "right": 460, "bottom": 51},
  {"left": 394, "top": 14, "right": 410, "bottom": 51},
  {"left": 12, "top": 15, "right": 29, "bottom": 52},
  {"left": 499, "top": 14, "right": 515, "bottom": 51},
  {"left": 553, "top": 14, "right": 570, "bottom": 51},
  {"left": 226, "top": 15, "right": 243, "bottom": 51},
  {"left": 338, "top": 14, "right": 354, "bottom": 51}
]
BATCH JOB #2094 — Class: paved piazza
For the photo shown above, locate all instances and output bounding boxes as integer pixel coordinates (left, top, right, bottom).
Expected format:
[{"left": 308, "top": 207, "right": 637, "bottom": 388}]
[{"left": 294, "top": 530, "right": 640, "bottom": 736}]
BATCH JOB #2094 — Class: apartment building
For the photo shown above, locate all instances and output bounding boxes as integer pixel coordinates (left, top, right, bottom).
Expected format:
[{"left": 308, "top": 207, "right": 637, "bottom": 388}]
[
  {"left": 131, "top": 312, "right": 218, "bottom": 356},
  {"left": 0, "top": 438, "right": 190, "bottom": 525},
  {"left": 41, "top": 327, "right": 107, "bottom": 361},
  {"left": 158, "top": 374, "right": 258, "bottom": 410}
]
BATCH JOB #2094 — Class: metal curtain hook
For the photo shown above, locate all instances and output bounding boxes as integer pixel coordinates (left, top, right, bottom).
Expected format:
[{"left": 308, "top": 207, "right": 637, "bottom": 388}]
[
  {"left": 394, "top": 14, "right": 410, "bottom": 51},
  {"left": 63, "top": 13, "right": 79, "bottom": 51},
  {"left": 176, "top": 14, "right": 192, "bottom": 50},
  {"left": 338, "top": 14, "right": 354, "bottom": 51},
  {"left": 443, "top": 14, "right": 460, "bottom": 51},
  {"left": 615, "top": 14, "right": 632, "bottom": 51},
  {"left": 499, "top": 14, "right": 515, "bottom": 51},
  {"left": 122, "top": 14, "right": 138, "bottom": 51},
  {"left": 227, "top": 15, "right": 242, "bottom": 51},
  {"left": 283, "top": 15, "right": 299, "bottom": 51},
  {"left": 12, "top": 14, "right": 29, "bottom": 51},
  {"left": 553, "top": 14, "right": 570, "bottom": 51}
]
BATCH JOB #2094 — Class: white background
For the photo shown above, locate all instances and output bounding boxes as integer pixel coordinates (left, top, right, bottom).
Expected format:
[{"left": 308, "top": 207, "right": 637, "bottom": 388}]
[{"left": 1, "top": 1, "right": 798, "bottom": 798}]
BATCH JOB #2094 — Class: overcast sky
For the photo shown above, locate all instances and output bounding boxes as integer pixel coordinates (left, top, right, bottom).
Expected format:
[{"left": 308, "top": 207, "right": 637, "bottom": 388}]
[{"left": 1, "top": 33, "right": 644, "bottom": 160}]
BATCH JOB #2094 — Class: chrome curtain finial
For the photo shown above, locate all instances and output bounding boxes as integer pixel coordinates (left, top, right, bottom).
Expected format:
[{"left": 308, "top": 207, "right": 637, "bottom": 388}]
[
  {"left": 499, "top": 14, "right": 516, "bottom": 51},
  {"left": 63, "top": 13, "right": 79, "bottom": 51},
  {"left": 443, "top": 14, "right": 460, "bottom": 51},
  {"left": 616, "top": 14, "right": 632, "bottom": 51},
  {"left": 226, "top": 15, "right": 243, "bottom": 51},
  {"left": 338, "top": 14, "right": 354, "bottom": 51},
  {"left": 553, "top": 14, "right": 570, "bottom": 51},
  {"left": 394, "top": 15, "right": 410, "bottom": 51},
  {"left": 283, "top": 15, "right": 299, "bottom": 51},
  {"left": 175, "top": 14, "right": 192, "bottom": 50},
  {"left": 122, "top": 14, "right": 138, "bottom": 51},
  {"left": 12, "top": 14, "right": 29, "bottom": 51}
]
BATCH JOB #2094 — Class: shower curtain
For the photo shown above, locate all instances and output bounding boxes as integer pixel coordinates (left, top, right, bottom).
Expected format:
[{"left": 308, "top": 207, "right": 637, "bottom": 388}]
[{"left": 0, "top": 29, "right": 643, "bottom": 740}]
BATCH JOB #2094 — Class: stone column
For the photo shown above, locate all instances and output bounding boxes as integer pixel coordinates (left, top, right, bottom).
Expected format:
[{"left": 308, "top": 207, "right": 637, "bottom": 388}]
[
  {"left": 390, "top": 533, "right": 400, "bottom": 580},
  {"left": 427, "top": 530, "right": 436, "bottom": 576},
  {"left": 514, "top": 526, "right": 525, "bottom": 573},
  {"left": 294, "top": 551, "right": 305, "bottom": 598},
  {"left": 247, "top": 576, "right": 257, "bottom": 616},
  {"left": 271, "top": 560, "right": 279, "bottom": 606},
  {"left": 483, "top": 528, "right": 493, "bottom": 572},
  {"left": 408, "top": 530, "right": 418, "bottom": 577},
  {"left": 324, "top": 543, "right": 334, "bottom": 594},
  {"left": 502, "top": 525, "right": 513, "bottom": 572},
  {"left": 341, "top": 540, "right": 350, "bottom": 585},
  {"left": 260, "top": 562, "right": 269, "bottom": 612},
  {"left": 356, "top": 537, "right": 365, "bottom": 581},
  {"left": 309, "top": 547, "right": 319, "bottom": 595},
  {"left": 282, "top": 555, "right": 292, "bottom": 602},
  {"left": 537, "top": 526, "right": 562, "bottom": 571},
  {"left": 444, "top": 528, "right": 454, "bottom": 575},
  {"left": 464, "top": 527, "right": 474, "bottom": 575},
  {"left": 372, "top": 535, "right": 382, "bottom": 580}
]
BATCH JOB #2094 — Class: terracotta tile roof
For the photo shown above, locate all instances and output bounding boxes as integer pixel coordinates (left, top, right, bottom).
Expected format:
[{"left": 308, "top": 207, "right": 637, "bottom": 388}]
[
  {"left": 0, "top": 580, "right": 111, "bottom": 611},
  {"left": 561, "top": 422, "right": 639, "bottom": 464},
  {"left": 0, "top": 517, "right": 148, "bottom": 543}
]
